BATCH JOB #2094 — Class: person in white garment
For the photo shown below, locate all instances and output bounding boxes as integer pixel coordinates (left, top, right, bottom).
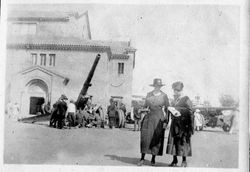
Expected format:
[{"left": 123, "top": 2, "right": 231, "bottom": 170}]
[
  {"left": 6, "top": 101, "right": 13, "bottom": 119},
  {"left": 66, "top": 99, "right": 76, "bottom": 128},
  {"left": 229, "top": 107, "right": 239, "bottom": 134},
  {"left": 12, "top": 102, "right": 20, "bottom": 120},
  {"left": 194, "top": 109, "right": 203, "bottom": 131}
]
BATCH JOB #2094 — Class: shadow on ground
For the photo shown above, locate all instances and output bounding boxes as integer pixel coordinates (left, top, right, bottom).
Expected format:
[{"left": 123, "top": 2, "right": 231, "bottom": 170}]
[{"left": 104, "top": 154, "right": 169, "bottom": 167}]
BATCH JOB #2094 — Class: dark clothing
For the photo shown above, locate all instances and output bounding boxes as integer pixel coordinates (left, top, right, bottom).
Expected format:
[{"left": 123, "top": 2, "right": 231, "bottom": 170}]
[
  {"left": 140, "top": 91, "right": 169, "bottom": 156},
  {"left": 67, "top": 112, "right": 75, "bottom": 127},
  {"left": 75, "top": 111, "right": 85, "bottom": 127},
  {"left": 166, "top": 96, "right": 194, "bottom": 157},
  {"left": 56, "top": 100, "right": 68, "bottom": 129},
  {"left": 109, "top": 117, "right": 116, "bottom": 128},
  {"left": 49, "top": 108, "right": 58, "bottom": 127},
  {"left": 107, "top": 104, "right": 118, "bottom": 128}
]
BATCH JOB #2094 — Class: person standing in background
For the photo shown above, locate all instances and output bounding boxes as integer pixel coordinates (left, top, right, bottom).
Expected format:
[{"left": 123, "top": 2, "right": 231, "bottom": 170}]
[
  {"left": 107, "top": 99, "right": 117, "bottom": 129},
  {"left": 194, "top": 109, "right": 203, "bottom": 131},
  {"left": 67, "top": 99, "right": 76, "bottom": 129}
]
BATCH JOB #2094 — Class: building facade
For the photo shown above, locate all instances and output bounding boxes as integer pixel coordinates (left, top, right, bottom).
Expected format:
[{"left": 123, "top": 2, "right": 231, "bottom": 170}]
[{"left": 6, "top": 10, "right": 136, "bottom": 116}]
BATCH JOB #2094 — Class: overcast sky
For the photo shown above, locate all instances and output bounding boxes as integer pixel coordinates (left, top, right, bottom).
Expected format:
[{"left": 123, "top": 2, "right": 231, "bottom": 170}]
[{"left": 9, "top": 4, "right": 240, "bottom": 106}]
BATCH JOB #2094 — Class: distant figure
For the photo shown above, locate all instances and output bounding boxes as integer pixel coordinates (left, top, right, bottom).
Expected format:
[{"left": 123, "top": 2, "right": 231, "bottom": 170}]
[
  {"left": 107, "top": 99, "right": 117, "bottom": 129},
  {"left": 67, "top": 99, "right": 76, "bottom": 129},
  {"left": 133, "top": 102, "right": 144, "bottom": 131},
  {"left": 120, "top": 103, "right": 127, "bottom": 115},
  {"left": 12, "top": 102, "right": 20, "bottom": 120},
  {"left": 95, "top": 105, "right": 105, "bottom": 128},
  {"left": 50, "top": 103, "right": 58, "bottom": 127},
  {"left": 44, "top": 102, "right": 51, "bottom": 115},
  {"left": 6, "top": 101, "right": 13, "bottom": 119},
  {"left": 75, "top": 109, "right": 86, "bottom": 128},
  {"left": 138, "top": 78, "right": 169, "bottom": 166},
  {"left": 194, "top": 109, "right": 203, "bottom": 131},
  {"left": 50, "top": 95, "right": 68, "bottom": 129},
  {"left": 229, "top": 107, "right": 239, "bottom": 134},
  {"left": 57, "top": 95, "right": 68, "bottom": 129}
]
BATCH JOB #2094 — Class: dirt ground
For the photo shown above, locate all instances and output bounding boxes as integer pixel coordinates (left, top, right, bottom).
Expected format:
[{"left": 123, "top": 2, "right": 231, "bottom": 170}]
[{"left": 4, "top": 118, "right": 238, "bottom": 168}]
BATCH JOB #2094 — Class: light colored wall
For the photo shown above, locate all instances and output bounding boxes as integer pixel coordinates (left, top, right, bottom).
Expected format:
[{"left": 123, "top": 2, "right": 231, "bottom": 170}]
[
  {"left": 7, "top": 15, "right": 90, "bottom": 39},
  {"left": 108, "top": 54, "right": 134, "bottom": 112}
]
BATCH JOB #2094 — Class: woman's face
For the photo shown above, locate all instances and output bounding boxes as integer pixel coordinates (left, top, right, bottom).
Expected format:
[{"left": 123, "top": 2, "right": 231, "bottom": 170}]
[
  {"left": 154, "top": 86, "right": 161, "bottom": 91},
  {"left": 173, "top": 89, "right": 182, "bottom": 97}
]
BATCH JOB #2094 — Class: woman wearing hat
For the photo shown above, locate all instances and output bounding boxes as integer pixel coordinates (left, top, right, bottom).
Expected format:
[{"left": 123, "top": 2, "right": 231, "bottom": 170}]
[
  {"left": 138, "top": 78, "right": 170, "bottom": 166},
  {"left": 166, "top": 81, "right": 194, "bottom": 167}
]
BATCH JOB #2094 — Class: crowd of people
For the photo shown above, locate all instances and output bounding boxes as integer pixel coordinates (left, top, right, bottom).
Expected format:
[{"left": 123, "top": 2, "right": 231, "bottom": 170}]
[
  {"left": 48, "top": 94, "right": 127, "bottom": 130},
  {"left": 49, "top": 94, "right": 106, "bottom": 129}
]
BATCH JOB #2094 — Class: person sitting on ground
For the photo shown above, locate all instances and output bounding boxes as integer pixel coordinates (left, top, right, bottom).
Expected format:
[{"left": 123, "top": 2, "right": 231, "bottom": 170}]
[
  {"left": 86, "top": 107, "right": 102, "bottom": 128},
  {"left": 75, "top": 109, "right": 85, "bottom": 128}
]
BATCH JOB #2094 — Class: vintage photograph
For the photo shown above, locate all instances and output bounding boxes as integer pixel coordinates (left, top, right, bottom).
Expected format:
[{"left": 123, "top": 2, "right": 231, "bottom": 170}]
[{"left": 3, "top": 3, "right": 240, "bottom": 168}]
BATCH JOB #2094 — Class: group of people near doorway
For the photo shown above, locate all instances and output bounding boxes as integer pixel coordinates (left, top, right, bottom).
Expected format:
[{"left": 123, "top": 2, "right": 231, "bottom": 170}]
[
  {"left": 49, "top": 94, "right": 107, "bottom": 129},
  {"left": 137, "top": 78, "right": 194, "bottom": 167}
]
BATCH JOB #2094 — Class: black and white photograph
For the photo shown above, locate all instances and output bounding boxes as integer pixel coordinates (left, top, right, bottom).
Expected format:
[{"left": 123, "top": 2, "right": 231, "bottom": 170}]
[{"left": 0, "top": 1, "right": 249, "bottom": 172}]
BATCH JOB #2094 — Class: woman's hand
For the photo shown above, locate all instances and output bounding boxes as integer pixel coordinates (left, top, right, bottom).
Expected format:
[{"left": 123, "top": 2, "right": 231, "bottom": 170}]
[{"left": 168, "top": 107, "right": 181, "bottom": 117}]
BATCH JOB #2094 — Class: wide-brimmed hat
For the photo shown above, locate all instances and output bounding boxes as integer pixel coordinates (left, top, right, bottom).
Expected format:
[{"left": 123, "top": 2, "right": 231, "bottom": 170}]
[
  {"left": 150, "top": 78, "right": 165, "bottom": 87},
  {"left": 172, "top": 81, "right": 184, "bottom": 91}
]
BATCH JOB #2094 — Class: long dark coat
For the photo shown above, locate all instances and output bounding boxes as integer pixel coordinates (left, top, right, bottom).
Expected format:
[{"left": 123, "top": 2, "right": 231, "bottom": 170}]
[
  {"left": 140, "top": 91, "right": 169, "bottom": 156},
  {"left": 166, "top": 96, "right": 194, "bottom": 157}
]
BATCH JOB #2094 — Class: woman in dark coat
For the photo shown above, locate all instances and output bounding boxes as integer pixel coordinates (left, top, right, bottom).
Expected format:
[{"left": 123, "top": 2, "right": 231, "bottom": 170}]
[
  {"left": 138, "top": 78, "right": 169, "bottom": 166},
  {"left": 166, "top": 81, "right": 194, "bottom": 167}
]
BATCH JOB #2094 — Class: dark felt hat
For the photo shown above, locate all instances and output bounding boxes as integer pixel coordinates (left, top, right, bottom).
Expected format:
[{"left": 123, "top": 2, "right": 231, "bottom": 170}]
[
  {"left": 60, "top": 94, "right": 68, "bottom": 100},
  {"left": 150, "top": 78, "right": 165, "bottom": 87},
  {"left": 172, "top": 81, "right": 184, "bottom": 91}
]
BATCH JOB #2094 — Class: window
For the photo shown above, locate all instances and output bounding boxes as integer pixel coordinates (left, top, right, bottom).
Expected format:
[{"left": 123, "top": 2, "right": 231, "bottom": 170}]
[
  {"left": 118, "top": 63, "right": 124, "bottom": 74},
  {"left": 49, "top": 54, "right": 56, "bottom": 66},
  {"left": 40, "top": 54, "right": 46, "bottom": 66},
  {"left": 31, "top": 53, "right": 37, "bottom": 65},
  {"left": 12, "top": 23, "right": 37, "bottom": 35}
]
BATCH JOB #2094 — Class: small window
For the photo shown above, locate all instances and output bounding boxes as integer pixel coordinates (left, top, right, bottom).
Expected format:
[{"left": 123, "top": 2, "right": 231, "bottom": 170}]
[
  {"left": 118, "top": 63, "right": 124, "bottom": 74},
  {"left": 31, "top": 53, "right": 37, "bottom": 65},
  {"left": 40, "top": 54, "right": 46, "bottom": 66},
  {"left": 49, "top": 54, "right": 56, "bottom": 66}
]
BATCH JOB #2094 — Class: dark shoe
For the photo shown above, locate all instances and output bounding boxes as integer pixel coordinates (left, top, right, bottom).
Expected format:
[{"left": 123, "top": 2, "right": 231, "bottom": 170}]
[
  {"left": 151, "top": 161, "right": 156, "bottom": 166},
  {"left": 169, "top": 161, "right": 178, "bottom": 167},
  {"left": 181, "top": 161, "right": 187, "bottom": 167},
  {"left": 137, "top": 160, "right": 144, "bottom": 166}
]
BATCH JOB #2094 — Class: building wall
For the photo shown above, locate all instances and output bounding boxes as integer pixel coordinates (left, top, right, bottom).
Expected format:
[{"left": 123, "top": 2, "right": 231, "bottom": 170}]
[
  {"left": 6, "top": 48, "right": 133, "bottom": 115},
  {"left": 108, "top": 54, "right": 134, "bottom": 112},
  {"left": 7, "top": 15, "right": 90, "bottom": 39}
]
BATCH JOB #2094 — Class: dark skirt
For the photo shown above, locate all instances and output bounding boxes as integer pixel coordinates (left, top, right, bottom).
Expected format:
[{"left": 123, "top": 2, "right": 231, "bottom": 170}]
[
  {"left": 140, "top": 113, "right": 165, "bottom": 156},
  {"left": 166, "top": 120, "right": 192, "bottom": 156}
]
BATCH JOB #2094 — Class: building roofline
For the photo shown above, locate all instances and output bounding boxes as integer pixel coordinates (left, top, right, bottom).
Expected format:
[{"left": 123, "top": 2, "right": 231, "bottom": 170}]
[{"left": 21, "top": 66, "right": 68, "bottom": 79}]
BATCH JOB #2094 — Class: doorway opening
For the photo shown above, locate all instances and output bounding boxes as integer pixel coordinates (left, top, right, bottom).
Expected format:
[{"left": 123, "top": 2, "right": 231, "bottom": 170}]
[{"left": 29, "top": 97, "right": 45, "bottom": 115}]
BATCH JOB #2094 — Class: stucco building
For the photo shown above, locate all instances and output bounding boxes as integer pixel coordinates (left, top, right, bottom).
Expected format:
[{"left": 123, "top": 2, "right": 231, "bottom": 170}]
[{"left": 6, "top": 10, "right": 136, "bottom": 116}]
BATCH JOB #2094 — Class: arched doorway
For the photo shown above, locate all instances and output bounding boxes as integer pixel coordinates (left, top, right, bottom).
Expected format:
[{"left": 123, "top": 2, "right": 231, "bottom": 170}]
[{"left": 24, "top": 79, "right": 49, "bottom": 115}]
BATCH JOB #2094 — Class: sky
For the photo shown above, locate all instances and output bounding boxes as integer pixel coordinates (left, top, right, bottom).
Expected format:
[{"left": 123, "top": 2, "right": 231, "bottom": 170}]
[{"left": 8, "top": 4, "right": 240, "bottom": 106}]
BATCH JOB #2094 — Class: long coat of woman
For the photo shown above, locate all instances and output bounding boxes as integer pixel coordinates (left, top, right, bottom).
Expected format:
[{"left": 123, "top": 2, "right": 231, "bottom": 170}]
[
  {"left": 141, "top": 91, "right": 169, "bottom": 156},
  {"left": 166, "top": 96, "right": 194, "bottom": 156}
]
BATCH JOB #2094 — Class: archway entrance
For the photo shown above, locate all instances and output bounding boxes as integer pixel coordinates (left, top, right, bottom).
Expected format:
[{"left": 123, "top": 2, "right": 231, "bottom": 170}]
[{"left": 25, "top": 79, "right": 49, "bottom": 115}]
